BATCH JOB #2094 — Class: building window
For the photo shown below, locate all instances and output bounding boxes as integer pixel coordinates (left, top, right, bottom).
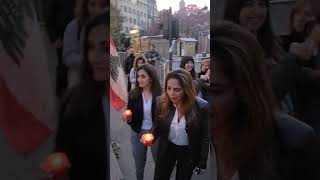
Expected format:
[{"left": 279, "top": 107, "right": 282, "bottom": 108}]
[
  {"left": 129, "top": 18, "right": 132, "bottom": 23},
  {"left": 126, "top": 27, "right": 129, "bottom": 33},
  {"left": 134, "top": 19, "right": 136, "bottom": 24},
  {"left": 133, "top": 9, "right": 136, "bottom": 14},
  {"left": 144, "top": 13, "right": 146, "bottom": 18},
  {"left": 141, "top": 20, "right": 143, "bottom": 26},
  {"left": 124, "top": 6, "right": 127, "bottom": 12},
  {"left": 129, "top": 7, "right": 132, "bottom": 13}
]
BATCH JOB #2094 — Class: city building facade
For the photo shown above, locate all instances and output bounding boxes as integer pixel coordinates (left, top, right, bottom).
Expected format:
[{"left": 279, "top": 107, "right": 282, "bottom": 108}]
[{"left": 112, "top": 0, "right": 158, "bottom": 35}]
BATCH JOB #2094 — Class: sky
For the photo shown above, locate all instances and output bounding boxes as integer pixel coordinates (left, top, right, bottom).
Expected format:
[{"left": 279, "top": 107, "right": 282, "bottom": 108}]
[{"left": 156, "top": 0, "right": 210, "bottom": 13}]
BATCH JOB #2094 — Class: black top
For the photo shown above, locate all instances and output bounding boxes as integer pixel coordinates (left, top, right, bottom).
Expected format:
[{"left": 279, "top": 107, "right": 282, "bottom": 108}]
[
  {"left": 55, "top": 85, "right": 108, "bottom": 180},
  {"left": 47, "top": 0, "right": 76, "bottom": 42},
  {"left": 274, "top": 111, "right": 320, "bottom": 180},
  {"left": 124, "top": 55, "right": 135, "bottom": 75},
  {"left": 281, "top": 32, "right": 306, "bottom": 52},
  {"left": 238, "top": 111, "right": 320, "bottom": 180},
  {"left": 292, "top": 54, "right": 320, "bottom": 134}
]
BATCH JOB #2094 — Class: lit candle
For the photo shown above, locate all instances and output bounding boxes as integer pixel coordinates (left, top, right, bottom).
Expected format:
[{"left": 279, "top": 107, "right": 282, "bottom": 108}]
[
  {"left": 41, "top": 152, "right": 70, "bottom": 176},
  {"left": 142, "top": 133, "right": 154, "bottom": 146},
  {"left": 122, "top": 109, "right": 132, "bottom": 121}
]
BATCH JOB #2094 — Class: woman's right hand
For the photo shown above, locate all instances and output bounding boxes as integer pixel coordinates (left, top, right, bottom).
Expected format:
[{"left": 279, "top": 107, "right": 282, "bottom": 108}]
[{"left": 122, "top": 109, "right": 132, "bottom": 122}]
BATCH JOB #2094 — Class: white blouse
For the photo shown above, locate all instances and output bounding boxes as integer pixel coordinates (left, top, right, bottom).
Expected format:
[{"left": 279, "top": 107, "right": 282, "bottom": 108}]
[
  {"left": 168, "top": 107, "right": 189, "bottom": 146},
  {"left": 141, "top": 92, "right": 153, "bottom": 130}
]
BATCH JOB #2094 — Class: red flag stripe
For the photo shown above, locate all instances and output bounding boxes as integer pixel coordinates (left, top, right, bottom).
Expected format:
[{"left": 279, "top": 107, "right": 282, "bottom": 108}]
[
  {"left": 110, "top": 86, "right": 126, "bottom": 111},
  {"left": 0, "top": 77, "right": 52, "bottom": 155}
]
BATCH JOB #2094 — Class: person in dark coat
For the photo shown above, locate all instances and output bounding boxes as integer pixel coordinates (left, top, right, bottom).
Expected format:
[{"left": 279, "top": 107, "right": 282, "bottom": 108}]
[
  {"left": 291, "top": 20, "right": 320, "bottom": 135},
  {"left": 153, "top": 68, "right": 210, "bottom": 180},
  {"left": 47, "top": 0, "right": 76, "bottom": 97},
  {"left": 208, "top": 21, "right": 320, "bottom": 180},
  {"left": 281, "top": 0, "right": 313, "bottom": 51},
  {"left": 125, "top": 48, "right": 136, "bottom": 91},
  {"left": 54, "top": 14, "right": 109, "bottom": 180}
]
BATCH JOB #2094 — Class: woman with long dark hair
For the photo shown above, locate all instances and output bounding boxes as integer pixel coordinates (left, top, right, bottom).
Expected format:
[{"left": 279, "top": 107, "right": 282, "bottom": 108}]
[
  {"left": 153, "top": 68, "right": 209, "bottom": 180},
  {"left": 123, "top": 63, "right": 161, "bottom": 180},
  {"left": 282, "top": 0, "right": 314, "bottom": 51},
  {"left": 180, "top": 56, "right": 198, "bottom": 80},
  {"left": 224, "top": 0, "right": 286, "bottom": 67},
  {"left": 129, "top": 56, "right": 146, "bottom": 90},
  {"left": 63, "top": 0, "right": 107, "bottom": 88},
  {"left": 224, "top": 0, "right": 320, "bottom": 117},
  {"left": 209, "top": 21, "right": 320, "bottom": 180},
  {"left": 54, "top": 14, "right": 109, "bottom": 180}
]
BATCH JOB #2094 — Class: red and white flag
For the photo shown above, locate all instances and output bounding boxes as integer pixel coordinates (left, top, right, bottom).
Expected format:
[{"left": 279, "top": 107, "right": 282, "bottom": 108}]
[
  {"left": 0, "top": 5, "right": 56, "bottom": 156},
  {"left": 110, "top": 36, "right": 128, "bottom": 111}
]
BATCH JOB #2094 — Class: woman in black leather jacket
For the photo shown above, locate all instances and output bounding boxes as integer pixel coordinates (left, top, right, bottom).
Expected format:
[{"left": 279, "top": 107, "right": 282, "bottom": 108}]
[{"left": 153, "top": 68, "right": 210, "bottom": 180}]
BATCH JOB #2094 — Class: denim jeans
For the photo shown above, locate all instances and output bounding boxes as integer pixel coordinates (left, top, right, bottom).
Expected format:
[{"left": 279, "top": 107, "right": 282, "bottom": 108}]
[{"left": 131, "top": 129, "right": 158, "bottom": 180}]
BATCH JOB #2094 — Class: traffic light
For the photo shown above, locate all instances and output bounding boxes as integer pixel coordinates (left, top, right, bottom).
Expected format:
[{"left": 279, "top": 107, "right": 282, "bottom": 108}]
[{"left": 172, "top": 17, "right": 179, "bottom": 39}]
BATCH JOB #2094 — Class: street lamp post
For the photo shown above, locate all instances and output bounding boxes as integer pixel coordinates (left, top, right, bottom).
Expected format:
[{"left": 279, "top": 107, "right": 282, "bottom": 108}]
[
  {"left": 168, "top": 7, "right": 173, "bottom": 71},
  {"left": 129, "top": 29, "right": 142, "bottom": 54}
]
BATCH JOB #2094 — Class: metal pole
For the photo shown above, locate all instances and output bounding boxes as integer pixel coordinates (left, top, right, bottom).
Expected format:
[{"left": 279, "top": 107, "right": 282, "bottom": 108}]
[
  {"left": 168, "top": 7, "right": 173, "bottom": 71},
  {"left": 139, "top": 36, "right": 142, "bottom": 53},
  {"left": 147, "top": 0, "right": 150, "bottom": 30}
]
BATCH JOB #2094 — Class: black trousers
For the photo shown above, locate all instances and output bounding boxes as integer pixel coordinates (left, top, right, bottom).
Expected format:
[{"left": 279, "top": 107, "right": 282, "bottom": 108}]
[{"left": 154, "top": 141, "right": 196, "bottom": 180}]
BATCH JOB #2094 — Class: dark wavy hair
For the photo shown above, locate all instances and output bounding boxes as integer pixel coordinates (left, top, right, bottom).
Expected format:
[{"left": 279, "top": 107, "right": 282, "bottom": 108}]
[
  {"left": 134, "top": 56, "right": 146, "bottom": 69},
  {"left": 211, "top": 21, "right": 277, "bottom": 178},
  {"left": 224, "top": 0, "right": 285, "bottom": 61},
  {"left": 130, "top": 63, "right": 161, "bottom": 99},
  {"left": 75, "top": 0, "right": 108, "bottom": 28},
  {"left": 62, "top": 13, "right": 108, "bottom": 118},
  {"left": 179, "top": 56, "right": 197, "bottom": 80}
]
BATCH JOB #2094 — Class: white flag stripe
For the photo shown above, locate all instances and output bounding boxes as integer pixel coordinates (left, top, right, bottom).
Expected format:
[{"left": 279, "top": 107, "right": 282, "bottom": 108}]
[
  {"left": 0, "top": 17, "right": 57, "bottom": 129},
  {"left": 110, "top": 37, "right": 128, "bottom": 107}
]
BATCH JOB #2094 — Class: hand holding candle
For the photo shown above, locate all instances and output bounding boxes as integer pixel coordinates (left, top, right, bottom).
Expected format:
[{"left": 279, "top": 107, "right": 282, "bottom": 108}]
[
  {"left": 41, "top": 152, "right": 71, "bottom": 177},
  {"left": 140, "top": 133, "right": 154, "bottom": 146},
  {"left": 122, "top": 109, "right": 132, "bottom": 122}
]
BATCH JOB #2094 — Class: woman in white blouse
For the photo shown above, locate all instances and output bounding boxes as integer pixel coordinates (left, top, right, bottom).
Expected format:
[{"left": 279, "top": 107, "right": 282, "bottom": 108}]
[
  {"left": 123, "top": 64, "right": 162, "bottom": 180},
  {"left": 152, "top": 68, "right": 210, "bottom": 180}
]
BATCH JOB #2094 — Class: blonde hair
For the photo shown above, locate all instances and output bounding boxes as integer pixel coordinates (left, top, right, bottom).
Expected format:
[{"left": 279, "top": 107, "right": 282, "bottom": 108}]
[{"left": 200, "top": 59, "right": 210, "bottom": 72}]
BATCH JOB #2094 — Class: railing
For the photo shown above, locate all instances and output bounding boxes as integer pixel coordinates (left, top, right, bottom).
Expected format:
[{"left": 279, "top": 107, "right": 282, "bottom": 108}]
[
  {"left": 159, "top": 58, "right": 205, "bottom": 87},
  {"left": 117, "top": 51, "right": 127, "bottom": 67},
  {"left": 116, "top": 52, "right": 208, "bottom": 87}
]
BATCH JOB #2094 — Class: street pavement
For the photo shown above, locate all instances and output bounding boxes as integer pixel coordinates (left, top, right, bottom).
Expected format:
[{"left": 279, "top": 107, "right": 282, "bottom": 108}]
[{"left": 110, "top": 106, "right": 210, "bottom": 180}]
